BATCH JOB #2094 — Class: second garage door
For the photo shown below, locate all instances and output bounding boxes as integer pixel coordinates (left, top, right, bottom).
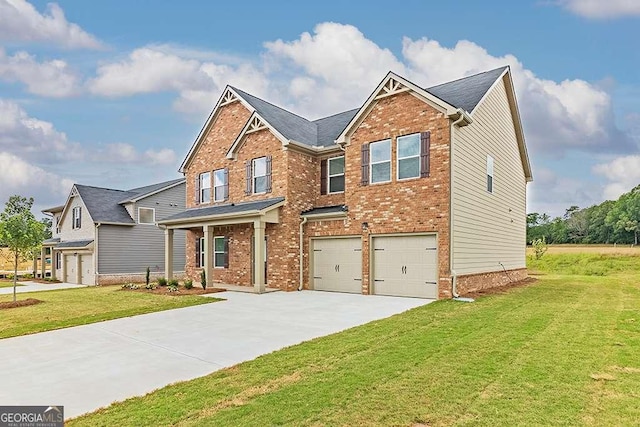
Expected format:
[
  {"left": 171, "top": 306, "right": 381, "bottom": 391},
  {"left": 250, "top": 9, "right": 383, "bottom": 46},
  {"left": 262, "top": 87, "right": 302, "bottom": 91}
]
[
  {"left": 80, "top": 254, "right": 94, "bottom": 285},
  {"left": 312, "top": 237, "right": 362, "bottom": 293},
  {"left": 372, "top": 234, "right": 438, "bottom": 299}
]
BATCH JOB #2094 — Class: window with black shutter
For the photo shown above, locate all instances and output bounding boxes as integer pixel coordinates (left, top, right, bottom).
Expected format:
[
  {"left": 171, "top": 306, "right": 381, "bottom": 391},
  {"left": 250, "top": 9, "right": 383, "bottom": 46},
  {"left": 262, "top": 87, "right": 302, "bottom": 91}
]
[
  {"left": 420, "top": 131, "right": 431, "bottom": 178},
  {"left": 195, "top": 237, "right": 201, "bottom": 268},
  {"left": 361, "top": 144, "right": 370, "bottom": 185}
]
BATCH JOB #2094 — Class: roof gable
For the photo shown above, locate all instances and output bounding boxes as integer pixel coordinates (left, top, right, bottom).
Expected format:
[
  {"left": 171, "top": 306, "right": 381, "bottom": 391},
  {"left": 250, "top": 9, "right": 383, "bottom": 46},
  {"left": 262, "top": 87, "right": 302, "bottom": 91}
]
[{"left": 118, "top": 178, "right": 185, "bottom": 204}]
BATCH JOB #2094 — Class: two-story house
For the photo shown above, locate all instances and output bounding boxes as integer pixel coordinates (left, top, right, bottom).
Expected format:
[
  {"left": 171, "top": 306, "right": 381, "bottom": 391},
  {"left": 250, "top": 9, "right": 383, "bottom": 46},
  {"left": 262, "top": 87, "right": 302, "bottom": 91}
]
[
  {"left": 42, "top": 179, "right": 187, "bottom": 285},
  {"left": 158, "top": 66, "right": 532, "bottom": 298}
]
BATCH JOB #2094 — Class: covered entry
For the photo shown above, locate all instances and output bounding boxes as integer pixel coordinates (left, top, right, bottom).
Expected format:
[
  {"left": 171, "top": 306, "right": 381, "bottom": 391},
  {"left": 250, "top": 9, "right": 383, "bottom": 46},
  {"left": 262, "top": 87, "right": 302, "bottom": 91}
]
[
  {"left": 371, "top": 234, "right": 438, "bottom": 298},
  {"left": 311, "top": 237, "right": 362, "bottom": 293}
]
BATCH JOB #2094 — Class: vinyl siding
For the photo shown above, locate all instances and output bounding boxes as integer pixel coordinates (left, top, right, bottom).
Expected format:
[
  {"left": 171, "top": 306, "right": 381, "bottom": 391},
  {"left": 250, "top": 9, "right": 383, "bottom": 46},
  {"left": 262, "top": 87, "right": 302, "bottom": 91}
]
[
  {"left": 97, "top": 183, "right": 186, "bottom": 274},
  {"left": 451, "top": 77, "right": 527, "bottom": 275}
]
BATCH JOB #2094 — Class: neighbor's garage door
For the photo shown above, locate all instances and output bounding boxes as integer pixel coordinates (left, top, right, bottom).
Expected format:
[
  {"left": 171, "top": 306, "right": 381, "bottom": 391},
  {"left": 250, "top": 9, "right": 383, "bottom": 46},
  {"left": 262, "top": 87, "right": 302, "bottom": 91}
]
[
  {"left": 372, "top": 234, "right": 438, "bottom": 298},
  {"left": 80, "top": 254, "right": 94, "bottom": 285},
  {"left": 312, "top": 237, "right": 362, "bottom": 293},
  {"left": 65, "top": 254, "right": 76, "bottom": 284}
]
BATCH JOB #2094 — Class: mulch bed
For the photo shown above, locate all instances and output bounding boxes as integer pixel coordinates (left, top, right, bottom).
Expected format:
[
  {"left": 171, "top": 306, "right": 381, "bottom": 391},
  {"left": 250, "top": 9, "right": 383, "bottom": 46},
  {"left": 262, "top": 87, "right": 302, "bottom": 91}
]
[
  {"left": 0, "top": 298, "right": 44, "bottom": 310},
  {"left": 462, "top": 277, "right": 538, "bottom": 298},
  {"left": 121, "top": 286, "right": 226, "bottom": 296}
]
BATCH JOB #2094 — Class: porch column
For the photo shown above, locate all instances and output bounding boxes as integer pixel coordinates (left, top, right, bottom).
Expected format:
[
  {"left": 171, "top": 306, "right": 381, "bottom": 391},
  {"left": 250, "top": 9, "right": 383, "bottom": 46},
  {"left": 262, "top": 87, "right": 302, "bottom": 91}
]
[
  {"left": 32, "top": 257, "right": 37, "bottom": 276},
  {"left": 40, "top": 247, "right": 46, "bottom": 278},
  {"left": 203, "top": 225, "right": 213, "bottom": 288},
  {"left": 61, "top": 253, "right": 66, "bottom": 282},
  {"left": 253, "top": 220, "right": 265, "bottom": 294},
  {"left": 164, "top": 228, "right": 174, "bottom": 280},
  {"left": 75, "top": 254, "right": 81, "bottom": 284},
  {"left": 51, "top": 250, "right": 57, "bottom": 280}
]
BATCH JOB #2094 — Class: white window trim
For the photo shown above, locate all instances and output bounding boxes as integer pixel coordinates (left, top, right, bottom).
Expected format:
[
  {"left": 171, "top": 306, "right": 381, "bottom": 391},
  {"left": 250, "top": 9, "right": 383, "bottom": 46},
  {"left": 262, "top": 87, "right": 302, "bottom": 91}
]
[
  {"left": 396, "top": 133, "right": 421, "bottom": 181},
  {"left": 327, "top": 156, "right": 345, "bottom": 194},
  {"left": 487, "top": 154, "right": 494, "bottom": 194},
  {"left": 72, "top": 207, "right": 81, "bottom": 229},
  {"left": 199, "top": 237, "right": 205, "bottom": 268},
  {"left": 200, "top": 172, "right": 211, "bottom": 204},
  {"left": 252, "top": 157, "right": 267, "bottom": 194},
  {"left": 137, "top": 207, "right": 156, "bottom": 225},
  {"left": 369, "top": 139, "right": 392, "bottom": 184},
  {"left": 213, "top": 168, "right": 225, "bottom": 202},
  {"left": 214, "top": 236, "right": 226, "bottom": 269}
]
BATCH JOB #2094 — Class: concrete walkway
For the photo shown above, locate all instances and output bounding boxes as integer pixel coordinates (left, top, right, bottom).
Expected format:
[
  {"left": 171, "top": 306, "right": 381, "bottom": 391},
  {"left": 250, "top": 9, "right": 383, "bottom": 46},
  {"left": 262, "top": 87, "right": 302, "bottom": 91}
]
[
  {"left": 0, "top": 281, "right": 87, "bottom": 295},
  {"left": 0, "top": 290, "right": 431, "bottom": 419}
]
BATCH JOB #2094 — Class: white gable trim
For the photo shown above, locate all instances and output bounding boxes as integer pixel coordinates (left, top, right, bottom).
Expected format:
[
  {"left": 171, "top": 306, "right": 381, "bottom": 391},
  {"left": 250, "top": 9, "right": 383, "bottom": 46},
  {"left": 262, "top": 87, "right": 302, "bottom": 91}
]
[
  {"left": 468, "top": 67, "right": 509, "bottom": 116},
  {"left": 335, "top": 72, "right": 460, "bottom": 145},
  {"left": 226, "top": 112, "right": 288, "bottom": 160},
  {"left": 180, "top": 86, "right": 257, "bottom": 172},
  {"left": 501, "top": 70, "right": 532, "bottom": 182}
]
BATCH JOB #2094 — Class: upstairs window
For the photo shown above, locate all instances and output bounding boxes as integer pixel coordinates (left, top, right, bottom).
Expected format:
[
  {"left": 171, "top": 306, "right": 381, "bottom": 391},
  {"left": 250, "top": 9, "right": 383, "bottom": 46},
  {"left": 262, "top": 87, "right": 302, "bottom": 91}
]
[
  {"left": 370, "top": 139, "right": 391, "bottom": 184},
  {"left": 213, "top": 168, "right": 228, "bottom": 202},
  {"left": 72, "top": 207, "right": 81, "bottom": 229},
  {"left": 200, "top": 172, "right": 211, "bottom": 203},
  {"left": 138, "top": 207, "right": 155, "bottom": 224},
  {"left": 245, "top": 156, "right": 272, "bottom": 195},
  {"left": 397, "top": 134, "right": 420, "bottom": 180},
  {"left": 321, "top": 156, "right": 345, "bottom": 194},
  {"left": 487, "top": 154, "right": 494, "bottom": 193}
]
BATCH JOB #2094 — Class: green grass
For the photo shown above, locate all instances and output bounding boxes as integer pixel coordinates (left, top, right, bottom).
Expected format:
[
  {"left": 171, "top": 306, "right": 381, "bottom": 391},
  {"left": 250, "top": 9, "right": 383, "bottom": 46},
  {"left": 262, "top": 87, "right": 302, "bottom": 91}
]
[
  {"left": 0, "top": 287, "right": 220, "bottom": 339},
  {"left": 0, "top": 280, "right": 23, "bottom": 288},
  {"left": 69, "top": 255, "right": 640, "bottom": 426},
  {"left": 527, "top": 253, "right": 640, "bottom": 276}
]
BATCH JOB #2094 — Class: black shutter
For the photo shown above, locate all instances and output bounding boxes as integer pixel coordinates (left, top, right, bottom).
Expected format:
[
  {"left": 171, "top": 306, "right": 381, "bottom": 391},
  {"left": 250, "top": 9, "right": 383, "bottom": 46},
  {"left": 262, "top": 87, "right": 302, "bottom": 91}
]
[
  {"left": 320, "top": 159, "right": 328, "bottom": 195},
  {"left": 420, "top": 131, "right": 431, "bottom": 178},
  {"left": 223, "top": 168, "right": 229, "bottom": 201},
  {"left": 195, "top": 237, "right": 201, "bottom": 268},
  {"left": 223, "top": 237, "right": 229, "bottom": 268},
  {"left": 361, "top": 144, "right": 370, "bottom": 185},
  {"left": 266, "top": 156, "right": 272, "bottom": 193},
  {"left": 195, "top": 174, "right": 200, "bottom": 204},
  {"left": 78, "top": 207, "right": 82, "bottom": 228},
  {"left": 245, "top": 161, "right": 252, "bottom": 195}
]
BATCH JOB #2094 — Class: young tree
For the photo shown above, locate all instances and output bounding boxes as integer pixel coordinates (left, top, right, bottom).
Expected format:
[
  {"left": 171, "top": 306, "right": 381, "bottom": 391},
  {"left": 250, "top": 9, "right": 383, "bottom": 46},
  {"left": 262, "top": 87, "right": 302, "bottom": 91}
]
[{"left": 0, "top": 196, "right": 46, "bottom": 302}]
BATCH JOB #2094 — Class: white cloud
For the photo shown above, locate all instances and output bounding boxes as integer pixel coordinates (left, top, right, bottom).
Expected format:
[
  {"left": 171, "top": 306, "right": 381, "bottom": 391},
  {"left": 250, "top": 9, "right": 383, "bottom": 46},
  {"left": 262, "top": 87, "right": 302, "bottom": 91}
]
[
  {"left": 0, "top": 151, "right": 73, "bottom": 210},
  {"left": 527, "top": 167, "right": 600, "bottom": 216},
  {"left": 0, "top": 99, "right": 82, "bottom": 162},
  {"left": 0, "top": 48, "right": 81, "bottom": 97},
  {"left": 0, "top": 0, "right": 103, "bottom": 49},
  {"left": 593, "top": 155, "right": 640, "bottom": 200},
  {"left": 96, "top": 143, "right": 177, "bottom": 166},
  {"left": 555, "top": 0, "right": 640, "bottom": 19}
]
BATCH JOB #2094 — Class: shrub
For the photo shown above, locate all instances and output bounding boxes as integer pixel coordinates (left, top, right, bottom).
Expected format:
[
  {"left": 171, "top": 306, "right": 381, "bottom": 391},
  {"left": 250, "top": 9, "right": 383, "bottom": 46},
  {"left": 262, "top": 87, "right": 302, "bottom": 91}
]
[
  {"left": 121, "top": 283, "right": 139, "bottom": 290},
  {"left": 168, "top": 279, "right": 179, "bottom": 287},
  {"left": 532, "top": 237, "right": 548, "bottom": 260},
  {"left": 200, "top": 270, "right": 206, "bottom": 290},
  {"left": 167, "top": 284, "right": 179, "bottom": 293},
  {"left": 184, "top": 279, "right": 193, "bottom": 290},
  {"left": 157, "top": 277, "right": 168, "bottom": 287},
  {"left": 145, "top": 283, "right": 157, "bottom": 290},
  {"left": 145, "top": 267, "right": 150, "bottom": 287}
]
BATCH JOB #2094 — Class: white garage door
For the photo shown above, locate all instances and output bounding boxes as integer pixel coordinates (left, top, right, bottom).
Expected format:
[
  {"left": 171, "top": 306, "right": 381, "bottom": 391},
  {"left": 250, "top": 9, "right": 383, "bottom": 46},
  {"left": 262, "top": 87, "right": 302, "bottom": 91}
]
[
  {"left": 80, "top": 254, "right": 94, "bottom": 285},
  {"left": 372, "top": 234, "right": 438, "bottom": 299},
  {"left": 65, "top": 255, "right": 76, "bottom": 284},
  {"left": 312, "top": 237, "right": 362, "bottom": 293}
]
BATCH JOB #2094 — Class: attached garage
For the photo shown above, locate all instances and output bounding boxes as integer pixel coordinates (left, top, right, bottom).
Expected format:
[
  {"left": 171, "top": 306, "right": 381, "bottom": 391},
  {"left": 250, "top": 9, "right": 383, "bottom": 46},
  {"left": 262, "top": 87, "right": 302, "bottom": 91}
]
[
  {"left": 311, "top": 237, "right": 362, "bottom": 293},
  {"left": 371, "top": 234, "right": 438, "bottom": 299},
  {"left": 80, "top": 254, "right": 95, "bottom": 285},
  {"left": 64, "top": 254, "right": 76, "bottom": 284}
]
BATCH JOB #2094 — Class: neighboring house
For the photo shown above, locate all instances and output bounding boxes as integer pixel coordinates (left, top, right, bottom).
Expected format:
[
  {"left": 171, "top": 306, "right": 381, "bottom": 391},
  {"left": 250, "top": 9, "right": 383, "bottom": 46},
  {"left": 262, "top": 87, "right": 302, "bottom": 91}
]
[
  {"left": 158, "top": 66, "right": 532, "bottom": 298},
  {"left": 42, "top": 179, "right": 187, "bottom": 285}
]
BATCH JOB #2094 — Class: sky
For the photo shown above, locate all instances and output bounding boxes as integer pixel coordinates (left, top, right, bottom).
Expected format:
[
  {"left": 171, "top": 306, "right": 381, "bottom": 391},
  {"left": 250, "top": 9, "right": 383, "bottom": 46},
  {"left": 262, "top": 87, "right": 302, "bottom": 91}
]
[{"left": 0, "top": 0, "right": 638, "bottom": 218}]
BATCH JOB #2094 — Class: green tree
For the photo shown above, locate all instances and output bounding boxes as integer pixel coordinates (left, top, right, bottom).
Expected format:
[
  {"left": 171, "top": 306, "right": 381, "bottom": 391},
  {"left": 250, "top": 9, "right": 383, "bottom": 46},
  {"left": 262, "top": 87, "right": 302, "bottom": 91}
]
[
  {"left": 606, "top": 186, "right": 640, "bottom": 245},
  {"left": 0, "top": 196, "right": 46, "bottom": 302}
]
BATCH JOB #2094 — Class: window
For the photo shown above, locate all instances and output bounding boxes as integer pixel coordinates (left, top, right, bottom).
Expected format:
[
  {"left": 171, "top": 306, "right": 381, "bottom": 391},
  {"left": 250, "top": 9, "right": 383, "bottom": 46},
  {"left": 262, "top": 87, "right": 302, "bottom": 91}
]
[
  {"left": 199, "top": 237, "right": 205, "bottom": 268},
  {"left": 487, "top": 155, "right": 494, "bottom": 193},
  {"left": 138, "top": 207, "right": 155, "bottom": 224},
  {"left": 214, "top": 236, "right": 227, "bottom": 268},
  {"left": 72, "top": 207, "right": 81, "bottom": 229},
  {"left": 55, "top": 252, "right": 61, "bottom": 269},
  {"left": 370, "top": 139, "right": 391, "bottom": 184},
  {"left": 253, "top": 157, "right": 267, "bottom": 194},
  {"left": 213, "top": 168, "right": 227, "bottom": 202},
  {"left": 397, "top": 134, "right": 421, "bottom": 180},
  {"left": 55, "top": 215, "right": 60, "bottom": 234},
  {"left": 328, "top": 156, "right": 345, "bottom": 193},
  {"left": 200, "top": 172, "right": 211, "bottom": 203}
]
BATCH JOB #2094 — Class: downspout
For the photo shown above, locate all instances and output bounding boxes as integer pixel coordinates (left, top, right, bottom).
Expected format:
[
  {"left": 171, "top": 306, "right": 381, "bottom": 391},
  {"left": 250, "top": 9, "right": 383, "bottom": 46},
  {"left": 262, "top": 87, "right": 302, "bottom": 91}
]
[
  {"left": 298, "top": 217, "right": 308, "bottom": 291},
  {"left": 450, "top": 109, "right": 473, "bottom": 302},
  {"left": 95, "top": 223, "right": 101, "bottom": 284}
]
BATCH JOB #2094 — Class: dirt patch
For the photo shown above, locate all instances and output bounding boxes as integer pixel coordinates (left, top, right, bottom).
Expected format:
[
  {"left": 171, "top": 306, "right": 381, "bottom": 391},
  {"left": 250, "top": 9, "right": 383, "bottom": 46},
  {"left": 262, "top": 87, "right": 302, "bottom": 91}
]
[
  {"left": 121, "top": 286, "right": 226, "bottom": 296},
  {"left": 0, "top": 298, "right": 43, "bottom": 310},
  {"left": 462, "top": 277, "right": 538, "bottom": 298}
]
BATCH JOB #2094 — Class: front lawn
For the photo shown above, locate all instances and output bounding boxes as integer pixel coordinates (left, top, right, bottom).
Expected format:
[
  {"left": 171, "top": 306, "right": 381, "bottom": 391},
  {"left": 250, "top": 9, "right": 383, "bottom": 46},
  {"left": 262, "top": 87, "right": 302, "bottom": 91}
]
[
  {"left": 69, "top": 255, "right": 640, "bottom": 426},
  {"left": 0, "top": 280, "right": 23, "bottom": 288},
  {"left": 0, "top": 286, "right": 220, "bottom": 339}
]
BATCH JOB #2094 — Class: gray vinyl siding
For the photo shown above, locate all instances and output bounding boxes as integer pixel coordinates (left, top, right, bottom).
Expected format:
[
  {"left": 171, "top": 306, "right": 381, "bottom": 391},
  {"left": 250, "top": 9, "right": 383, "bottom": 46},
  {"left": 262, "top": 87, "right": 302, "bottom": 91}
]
[
  {"left": 451, "top": 77, "right": 527, "bottom": 275},
  {"left": 97, "top": 183, "right": 186, "bottom": 274}
]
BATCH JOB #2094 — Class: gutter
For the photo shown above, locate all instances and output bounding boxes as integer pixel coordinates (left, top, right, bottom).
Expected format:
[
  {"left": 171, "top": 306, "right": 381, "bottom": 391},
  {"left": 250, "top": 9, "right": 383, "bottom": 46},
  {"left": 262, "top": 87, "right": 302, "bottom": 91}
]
[
  {"left": 298, "top": 217, "right": 308, "bottom": 291},
  {"left": 95, "top": 223, "right": 101, "bottom": 279}
]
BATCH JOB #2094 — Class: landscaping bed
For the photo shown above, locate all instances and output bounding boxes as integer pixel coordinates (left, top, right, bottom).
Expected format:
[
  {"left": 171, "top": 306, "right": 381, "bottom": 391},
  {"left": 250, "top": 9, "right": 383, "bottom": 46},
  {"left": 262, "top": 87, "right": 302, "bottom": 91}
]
[
  {"left": 0, "top": 298, "right": 42, "bottom": 310},
  {"left": 120, "top": 284, "right": 225, "bottom": 296}
]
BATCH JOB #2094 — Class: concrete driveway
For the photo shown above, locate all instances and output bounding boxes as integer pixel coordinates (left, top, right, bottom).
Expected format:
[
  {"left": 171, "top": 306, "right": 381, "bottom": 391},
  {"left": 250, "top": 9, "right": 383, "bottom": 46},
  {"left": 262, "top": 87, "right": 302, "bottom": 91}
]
[
  {"left": 0, "top": 281, "right": 86, "bottom": 295},
  {"left": 0, "top": 290, "right": 431, "bottom": 419}
]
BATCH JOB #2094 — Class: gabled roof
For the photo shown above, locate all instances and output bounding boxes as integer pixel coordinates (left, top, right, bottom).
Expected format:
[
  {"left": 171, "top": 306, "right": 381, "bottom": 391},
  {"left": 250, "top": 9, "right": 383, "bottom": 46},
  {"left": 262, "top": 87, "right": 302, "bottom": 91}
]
[
  {"left": 54, "top": 239, "right": 94, "bottom": 249},
  {"left": 159, "top": 197, "right": 285, "bottom": 224},
  {"left": 118, "top": 178, "right": 185, "bottom": 204},
  {"left": 426, "top": 66, "right": 508, "bottom": 113},
  {"left": 313, "top": 109, "right": 359, "bottom": 147},
  {"left": 42, "top": 205, "right": 64, "bottom": 214}
]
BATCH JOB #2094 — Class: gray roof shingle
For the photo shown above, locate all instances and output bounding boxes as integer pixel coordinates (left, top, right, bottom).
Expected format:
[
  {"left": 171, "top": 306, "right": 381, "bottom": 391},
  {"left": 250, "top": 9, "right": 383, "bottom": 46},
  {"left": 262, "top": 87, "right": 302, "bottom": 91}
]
[
  {"left": 425, "top": 66, "right": 508, "bottom": 113},
  {"left": 301, "top": 205, "right": 348, "bottom": 216},
  {"left": 54, "top": 239, "right": 94, "bottom": 249},
  {"left": 119, "top": 178, "right": 185, "bottom": 203},
  {"left": 160, "top": 197, "right": 285, "bottom": 223},
  {"left": 313, "top": 109, "right": 359, "bottom": 147}
]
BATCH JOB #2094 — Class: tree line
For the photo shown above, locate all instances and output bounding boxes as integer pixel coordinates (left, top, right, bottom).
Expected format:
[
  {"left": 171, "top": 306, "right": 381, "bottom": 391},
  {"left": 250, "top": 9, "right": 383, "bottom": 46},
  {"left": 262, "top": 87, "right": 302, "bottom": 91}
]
[{"left": 527, "top": 184, "right": 640, "bottom": 245}]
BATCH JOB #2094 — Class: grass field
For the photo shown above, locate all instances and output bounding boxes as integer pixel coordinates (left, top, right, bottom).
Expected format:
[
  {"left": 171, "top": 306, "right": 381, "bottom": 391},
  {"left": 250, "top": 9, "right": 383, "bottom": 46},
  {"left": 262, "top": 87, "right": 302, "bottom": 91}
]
[
  {"left": 0, "top": 287, "right": 221, "bottom": 339},
  {"left": 69, "top": 252, "right": 640, "bottom": 426},
  {"left": 527, "top": 243, "right": 640, "bottom": 256},
  {"left": 0, "top": 247, "right": 34, "bottom": 272},
  {"left": 0, "top": 280, "right": 23, "bottom": 288}
]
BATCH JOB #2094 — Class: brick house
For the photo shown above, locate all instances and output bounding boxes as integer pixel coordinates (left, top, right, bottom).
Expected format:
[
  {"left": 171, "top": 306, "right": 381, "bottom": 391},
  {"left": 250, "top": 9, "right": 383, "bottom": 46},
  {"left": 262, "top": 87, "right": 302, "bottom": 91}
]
[{"left": 158, "top": 66, "right": 532, "bottom": 298}]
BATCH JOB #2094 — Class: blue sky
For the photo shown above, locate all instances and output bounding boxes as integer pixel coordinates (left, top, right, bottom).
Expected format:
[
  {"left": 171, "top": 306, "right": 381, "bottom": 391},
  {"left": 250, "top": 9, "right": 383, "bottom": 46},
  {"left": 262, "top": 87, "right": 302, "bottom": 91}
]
[{"left": 1, "top": 0, "right": 639, "bottom": 217}]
